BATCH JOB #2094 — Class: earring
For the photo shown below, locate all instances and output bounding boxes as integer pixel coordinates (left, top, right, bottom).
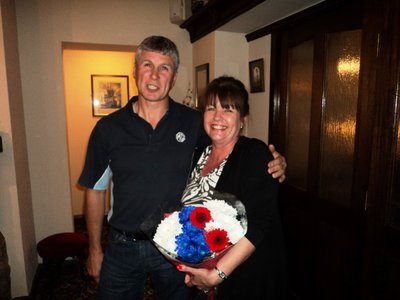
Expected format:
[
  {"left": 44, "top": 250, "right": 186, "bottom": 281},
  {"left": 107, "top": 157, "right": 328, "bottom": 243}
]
[{"left": 240, "top": 123, "right": 243, "bottom": 129}]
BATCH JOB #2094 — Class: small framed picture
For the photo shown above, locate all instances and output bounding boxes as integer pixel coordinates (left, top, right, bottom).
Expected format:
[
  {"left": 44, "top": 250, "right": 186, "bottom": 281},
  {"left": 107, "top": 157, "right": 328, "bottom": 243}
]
[
  {"left": 249, "top": 59, "right": 265, "bottom": 93},
  {"left": 195, "top": 63, "right": 209, "bottom": 109},
  {"left": 91, "top": 75, "right": 129, "bottom": 117}
]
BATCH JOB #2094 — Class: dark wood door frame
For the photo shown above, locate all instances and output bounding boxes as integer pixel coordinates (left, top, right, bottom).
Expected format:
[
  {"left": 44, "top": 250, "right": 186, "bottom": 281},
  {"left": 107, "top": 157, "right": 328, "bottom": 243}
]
[{"left": 361, "top": 0, "right": 400, "bottom": 299}]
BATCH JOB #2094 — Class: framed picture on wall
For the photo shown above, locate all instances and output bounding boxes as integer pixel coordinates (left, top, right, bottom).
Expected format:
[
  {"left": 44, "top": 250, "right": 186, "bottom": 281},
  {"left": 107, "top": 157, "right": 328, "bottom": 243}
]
[
  {"left": 195, "top": 63, "right": 209, "bottom": 109},
  {"left": 91, "top": 74, "right": 129, "bottom": 117},
  {"left": 249, "top": 59, "right": 265, "bottom": 93}
]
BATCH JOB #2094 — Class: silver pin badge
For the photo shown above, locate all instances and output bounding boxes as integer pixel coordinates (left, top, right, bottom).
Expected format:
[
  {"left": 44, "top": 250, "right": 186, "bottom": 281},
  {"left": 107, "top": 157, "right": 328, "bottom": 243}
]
[{"left": 176, "top": 132, "right": 186, "bottom": 143}]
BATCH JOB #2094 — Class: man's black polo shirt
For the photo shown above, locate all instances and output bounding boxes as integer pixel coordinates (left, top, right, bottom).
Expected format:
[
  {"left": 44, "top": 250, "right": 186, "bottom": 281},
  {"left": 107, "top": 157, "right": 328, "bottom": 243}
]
[{"left": 78, "top": 96, "right": 209, "bottom": 232}]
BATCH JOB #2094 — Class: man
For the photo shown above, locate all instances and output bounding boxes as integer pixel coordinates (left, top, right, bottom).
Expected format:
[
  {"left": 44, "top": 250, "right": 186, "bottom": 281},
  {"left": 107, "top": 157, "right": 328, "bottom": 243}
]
[{"left": 79, "top": 36, "right": 286, "bottom": 299}]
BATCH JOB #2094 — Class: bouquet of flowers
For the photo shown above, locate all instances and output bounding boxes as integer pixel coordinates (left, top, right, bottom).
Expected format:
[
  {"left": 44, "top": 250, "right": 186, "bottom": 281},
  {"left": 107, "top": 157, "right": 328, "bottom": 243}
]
[{"left": 141, "top": 192, "right": 247, "bottom": 268}]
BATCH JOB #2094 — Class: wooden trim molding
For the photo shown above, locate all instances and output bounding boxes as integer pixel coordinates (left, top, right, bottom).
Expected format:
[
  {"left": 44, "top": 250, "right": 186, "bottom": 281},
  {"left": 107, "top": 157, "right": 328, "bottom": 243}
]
[
  {"left": 180, "top": 0, "right": 264, "bottom": 43},
  {"left": 62, "top": 42, "right": 136, "bottom": 52},
  {"left": 245, "top": 0, "right": 351, "bottom": 41}
]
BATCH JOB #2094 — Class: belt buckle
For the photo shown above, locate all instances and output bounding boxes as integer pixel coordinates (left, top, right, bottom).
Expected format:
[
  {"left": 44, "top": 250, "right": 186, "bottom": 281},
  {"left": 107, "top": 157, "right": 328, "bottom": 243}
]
[{"left": 115, "top": 227, "right": 138, "bottom": 241}]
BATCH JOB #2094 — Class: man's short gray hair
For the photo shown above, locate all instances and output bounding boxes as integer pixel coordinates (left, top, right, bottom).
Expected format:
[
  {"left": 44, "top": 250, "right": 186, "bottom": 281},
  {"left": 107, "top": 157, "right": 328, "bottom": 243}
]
[{"left": 135, "top": 36, "right": 180, "bottom": 71}]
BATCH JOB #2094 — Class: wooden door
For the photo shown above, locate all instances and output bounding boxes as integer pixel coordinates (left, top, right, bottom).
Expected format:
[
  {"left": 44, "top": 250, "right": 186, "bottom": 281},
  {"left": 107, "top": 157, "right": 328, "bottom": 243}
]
[{"left": 270, "top": 1, "right": 369, "bottom": 299}]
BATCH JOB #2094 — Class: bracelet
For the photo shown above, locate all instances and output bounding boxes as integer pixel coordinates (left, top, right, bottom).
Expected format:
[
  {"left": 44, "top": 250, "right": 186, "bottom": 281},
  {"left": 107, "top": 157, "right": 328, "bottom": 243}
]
[{"left": 214, "top": 267, "right": 228, "bottom": 280}]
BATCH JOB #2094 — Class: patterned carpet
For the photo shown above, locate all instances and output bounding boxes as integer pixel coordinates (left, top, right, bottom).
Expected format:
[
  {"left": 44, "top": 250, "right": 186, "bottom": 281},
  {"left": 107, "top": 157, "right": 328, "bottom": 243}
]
[
  {"left": 29, "top": 216, "right": 155, "bottom": 300},
  {"left": 30, "top": 260, "right": 99, "bottom": 300},
  {"left": 30, "top": 261, "right": 155, "bottom": 300}
]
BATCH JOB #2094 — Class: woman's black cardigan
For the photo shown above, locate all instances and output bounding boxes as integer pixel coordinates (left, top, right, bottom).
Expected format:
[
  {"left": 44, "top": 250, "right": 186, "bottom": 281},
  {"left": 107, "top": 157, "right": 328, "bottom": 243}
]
[{"left": 191, "top": 136, "right": 287, "bottom": 300}]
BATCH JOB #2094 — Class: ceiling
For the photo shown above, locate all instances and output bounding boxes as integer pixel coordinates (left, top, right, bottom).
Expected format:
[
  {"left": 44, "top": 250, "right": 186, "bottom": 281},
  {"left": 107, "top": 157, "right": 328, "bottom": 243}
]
[{"left": 219, "top": 0, "right": 325, "bottom": 34}]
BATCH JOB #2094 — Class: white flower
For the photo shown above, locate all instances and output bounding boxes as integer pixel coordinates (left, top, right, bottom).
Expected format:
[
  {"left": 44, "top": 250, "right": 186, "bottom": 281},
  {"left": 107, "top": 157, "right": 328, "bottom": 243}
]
[
  {"left": 205, "top": 200, "right": 247, "bottom": 243},
  {"left": 199, "top": 200, "right": 245, "bottom": 244},
  {"left": 153, "top": 211, "right": 181, "bottom": 255},
  {"left": 204, "top": 200, "right": 237, "bottom": 218}
]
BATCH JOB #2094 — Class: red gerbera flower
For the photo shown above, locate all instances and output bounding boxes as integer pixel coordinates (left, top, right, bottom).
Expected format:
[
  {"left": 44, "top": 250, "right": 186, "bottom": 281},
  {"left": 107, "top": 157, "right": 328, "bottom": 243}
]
[
  {"left": 204, "top": 229, "right": 230, "bottom": 252},
  {"left": 189, "top": 207, "right": 212, "bottom": 229}
]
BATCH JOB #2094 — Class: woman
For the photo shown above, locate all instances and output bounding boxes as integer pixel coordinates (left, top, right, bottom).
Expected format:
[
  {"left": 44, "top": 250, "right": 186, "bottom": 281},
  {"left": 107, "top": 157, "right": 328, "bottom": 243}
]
[{"left": 177, "top": 76, "right": 287, "bottom": 299}]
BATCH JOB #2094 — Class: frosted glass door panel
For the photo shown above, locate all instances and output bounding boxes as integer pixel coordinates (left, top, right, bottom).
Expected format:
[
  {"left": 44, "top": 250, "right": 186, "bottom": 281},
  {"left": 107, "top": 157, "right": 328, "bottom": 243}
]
[
  {"left": 318, "top": 30, "right": 361, "bottom": 206},
  {"left": 286, "top": 40, "right": 314, "bottom": 190}
]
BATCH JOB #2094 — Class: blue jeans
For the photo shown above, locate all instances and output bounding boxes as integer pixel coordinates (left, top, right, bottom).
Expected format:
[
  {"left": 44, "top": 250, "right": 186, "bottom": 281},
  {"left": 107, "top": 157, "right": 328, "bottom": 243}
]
[{"left": 99, "top": 228, "right": 190, "bottom": 300}]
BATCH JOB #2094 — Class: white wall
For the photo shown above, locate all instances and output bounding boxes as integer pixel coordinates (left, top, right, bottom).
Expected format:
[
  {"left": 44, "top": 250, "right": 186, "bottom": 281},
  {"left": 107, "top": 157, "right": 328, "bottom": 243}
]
[
  {"left": 248, "top": 35, "right": 271, "bottom": 143},
  {"left": 214, "top": 31, "right": 248, "bottom": 82},
  {"left": 193, "top": 32, "right": 215, "bottom": 79},
  {"left": 193, "top": 31, "right": 271, "bottom": 144},
  {"left": 0, "top": 0, "right": 37, "bottom": 296},
  {"left": 14, "top": 0, "right": 192, "bottom": 244},
  {"left": 0, "top": 10, "right": 26, "bottom": 295}
]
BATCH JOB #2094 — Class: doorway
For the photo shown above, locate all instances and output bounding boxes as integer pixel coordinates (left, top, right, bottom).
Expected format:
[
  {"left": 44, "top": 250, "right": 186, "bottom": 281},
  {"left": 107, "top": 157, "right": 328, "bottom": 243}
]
[{"left": 62, "top": 43, "right": 137, "bottom": 216}]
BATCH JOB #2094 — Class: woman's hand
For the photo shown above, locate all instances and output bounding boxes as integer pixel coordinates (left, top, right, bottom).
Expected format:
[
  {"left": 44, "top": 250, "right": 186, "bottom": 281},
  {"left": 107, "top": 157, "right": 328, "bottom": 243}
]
[
  {"left": 268, "top": 144, "right": 287, "bottom": 183},
  {"left": 176, "top": 264, "right": 223, "bottom": 292},
  {"left": 176, "top": 238, "right": 255, "bottom": 292}
]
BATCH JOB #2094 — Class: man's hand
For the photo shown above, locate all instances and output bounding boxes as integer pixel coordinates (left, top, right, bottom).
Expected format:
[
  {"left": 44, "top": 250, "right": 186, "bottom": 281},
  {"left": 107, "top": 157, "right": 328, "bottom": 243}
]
[
  {"left": 85, "top": 188, "right": 106, "bottom": 284},
  {"left": 268, "top": 144, "right": 287, "bottom": 183},
  {"left": 86, "top": 248, "right": 104, "bottom": 284}
]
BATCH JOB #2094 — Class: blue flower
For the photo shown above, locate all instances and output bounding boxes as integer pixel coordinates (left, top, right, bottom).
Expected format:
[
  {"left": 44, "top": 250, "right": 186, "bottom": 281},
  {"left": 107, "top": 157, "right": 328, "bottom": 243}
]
[
  {"left": 178, "top": 206, "right": 195, "bottom": 224},
  {"left": 175, "top": 206, "right": 212, "bottom": 263},
  {"left": 175, "top": 227, "right": 210, "bottom": 263}
]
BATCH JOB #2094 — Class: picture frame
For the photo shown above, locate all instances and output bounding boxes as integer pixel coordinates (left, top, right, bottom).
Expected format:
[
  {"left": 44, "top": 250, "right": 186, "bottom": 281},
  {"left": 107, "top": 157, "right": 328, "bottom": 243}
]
[
  {"left": 249, "top": 59, "right": 265, "bottom": 93},
  {"left": 195, "top": 63, "right": 209, "bottom": 109},
  {"left": 91, "top": 74, "right": 129, "bottom": 117}
]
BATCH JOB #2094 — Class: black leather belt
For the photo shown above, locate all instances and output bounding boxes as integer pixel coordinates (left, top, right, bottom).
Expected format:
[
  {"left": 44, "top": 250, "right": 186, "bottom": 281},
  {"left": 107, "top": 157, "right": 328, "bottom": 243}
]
[{"left": 112, "top": 227, "right": 149, "bottom": 240}]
